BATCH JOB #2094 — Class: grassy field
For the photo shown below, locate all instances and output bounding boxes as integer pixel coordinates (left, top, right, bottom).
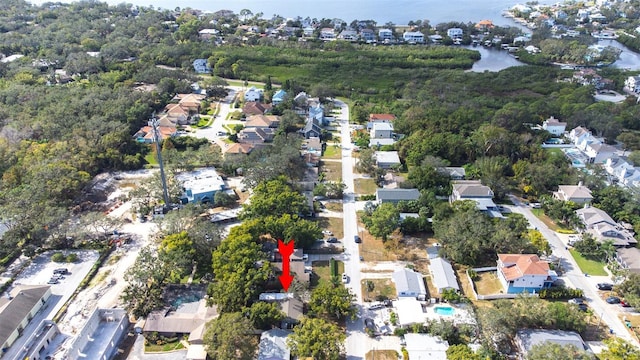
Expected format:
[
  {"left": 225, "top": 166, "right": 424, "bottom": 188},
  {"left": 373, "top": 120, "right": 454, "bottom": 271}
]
[
  {"left": 361, "top": 278, "right": 397, "bottom": 302},
  {"left": 357, "top": 214, "right": 396, "bottom": 262},
  {"left": 324, "top": 202, "right": 343, "bottom": 212},
  {"left": 365, "top": 350, "right": 399, "bottom": 360},
  {"left": 569, "top": 249, "right": 607, "bottom": 276},
  {"left": 354, "top": 178, "right": 378, "bottom": 195},
  {"left": 316, "top": 217, "right": 344, "bottom": 240},
  {"left": 322, "top": 144, "right": 341, "bottom": 159},
  {"left": 474, "top": 271, "right": 505, "bottom": 295},
  {"left": 530, "top": 208, "right": 565, "bottom": 232},
  {"left": 311, "top": 260, "right": 345, "bottom": 287},
  {"left": 144, "top": 151, "right": 158, "bottom": 166},
  {"left": 321, "top": 160, "right": 343, "bottom": 182}
]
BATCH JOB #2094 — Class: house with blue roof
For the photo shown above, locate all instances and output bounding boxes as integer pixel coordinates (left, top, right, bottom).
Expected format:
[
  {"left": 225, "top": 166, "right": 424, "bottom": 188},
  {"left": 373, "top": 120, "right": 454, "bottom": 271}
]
[
  {"left": 308, "top": 103, "right": 326, "bottom": 125},
  {"left": 272, "top": 89, "right": 287, "bottom": 105}
]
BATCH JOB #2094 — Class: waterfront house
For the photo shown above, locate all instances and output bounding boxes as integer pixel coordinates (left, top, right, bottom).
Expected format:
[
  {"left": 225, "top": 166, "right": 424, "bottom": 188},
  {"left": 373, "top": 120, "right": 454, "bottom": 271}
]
[
  {"left": 378, "top": 28, "right": 393, "bottom": 42},
  {"left": 319, "top": 28, "right": 336, "bottom": 41},
  {"left": 497, "top": 254, "right": 555, "bottom": 294},
  {"left": 402, "top": 31, "right": 424, "bottom": 43},
  {"left": 360, "top": 28, "right": 376, "bottom": 42},
  {"left": 446, "top": 28, "right": 463, "bottom": 38},
  {"left": 338, "top": 29, "right": 358, "bottom": 41}
]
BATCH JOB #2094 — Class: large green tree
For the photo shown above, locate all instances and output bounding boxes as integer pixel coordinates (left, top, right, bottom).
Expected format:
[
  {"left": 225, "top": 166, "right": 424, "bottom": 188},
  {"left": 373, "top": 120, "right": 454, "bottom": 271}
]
[
  {"left": 309, "top": 282, "right": 356, "bottom": 321},
  {"left": 241, "top": 176, "right": 308, "bottom": 219},
  {"left": 526, "top": 342, "right": 593, "bottom": 360},
  {"left": 203, "top": 312, "right": 258, "bottom": 360},
  {"left": 121, "top": 246, "right": 171, "bottom": 318},
  {"left": 287, "top": 317, "right": 346, "bottom": 360},
  {"left": 363, "top": 203, "right": 400, "bottom": 241}
]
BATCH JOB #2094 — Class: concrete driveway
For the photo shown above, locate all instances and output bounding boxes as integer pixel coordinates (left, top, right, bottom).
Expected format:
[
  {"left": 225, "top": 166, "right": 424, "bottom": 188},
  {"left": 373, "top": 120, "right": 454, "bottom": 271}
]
[{"left": 506, "top": 196, "right": 637, "bottom": 345}]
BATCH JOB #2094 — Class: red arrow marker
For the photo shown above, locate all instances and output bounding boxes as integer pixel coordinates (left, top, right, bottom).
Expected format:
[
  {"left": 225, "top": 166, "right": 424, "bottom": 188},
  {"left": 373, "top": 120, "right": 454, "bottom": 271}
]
[{"left": 278, "top": 239, "right": 295, "bottom": 291}]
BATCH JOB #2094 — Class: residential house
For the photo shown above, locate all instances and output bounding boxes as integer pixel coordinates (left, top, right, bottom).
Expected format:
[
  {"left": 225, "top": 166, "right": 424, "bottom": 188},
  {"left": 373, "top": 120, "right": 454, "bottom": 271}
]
[
  {"left": 616, "top": 247, "right": 640, "bottom": 274},
  {"left": 245, "top": 114, "right": 280, "bottom": 129},
  {"left": 585, "top": 142, "right": 617, "bottom": 164},
  {"left": 553, "top": 183, "right": 593, "bottom": 204},
  {"left": 308, "top": 103, "right": 325, "bottom": 125},
  {"left": 626, "top": 76, "right": 640, "bottom": 93},
  {"left": 172, "top": 93, "right": 205, "bottom": 114},
  {"left": 338, "top": 29, "right": 358, "bottom": 41},
  {"left": 403, "top": 31, "right": 425, "bottom": 43},
  {"left": 273, "top": 248, "right": 310, "bottom": 285},
  {"left": 301, "top": 119, "right": 322, "bottom": 139},
  {"left": 192, "top": 59, "right": 211, "bottom": 74},
  {"left": 259, "top": 293, "right": 304, "bottom": 329},
  {"left": 395, "top": 298, "right": 426, "bottom": 327},
  {"left": 360, "top": 28, "right": 376, "bottom": 42},
  {"left": 497, "top": 254, "right": 555, "bottom": 294},
  {"left": 576, "top": 206, "right": 637, "bottom": 247},
  {"left": 303, "top": 26, "right": 315, "bottom": 37},
  {"left": 446, "top": 28, "right": 463, "bottom": 38},
  {"left": 369, "top": 122, "right": 395, "bottom": 147},
  {"left": 376, "top": 188, "right": 421, "bottom": 204},
  {"left": 429, "top": 257, "right": 460, "bottom": 294},
  {"left": 257, "top": 329, "right": 291, "bottom": 360},
  {"left": 164, "top": 103, "right": 190, "bottom": 125},
  {"left": 515, "top": 330, "right": 588, "bottom": 360},
  {"left": 271, "top": 89, "right": 287, "bottom": 105},
  {"left": 604, "top": 157, "right": 640, "bottom": 187},
  {"left": 568, "top": 126, "right": 592, "bottom": 146},
  {"left": 134, "top": 125, "right": 176, "bottom": 143},
  {"left": 375, "top": 151, "right": 401, "bottom": 169},
  {"left": 243, "top": 102, "right": 272, "bottom": 116},
  {"left": 378, "top": 28, "right": 393, "bottom": 42},
  {"left": 221, "top": 142, "right": 254, "bottom": 159},
  {"left": 301, "top": 137, "right": 322, "bottom": 156},
  {"left": 475, "top": 20, "right": 494, "bottom": 31},
  {"left": 367, "top": 113, "right": 396, "bottom": 129},
  {"left": 176, "top": 168, "right": 226, "bottom": 204},
  {"left": 439, "top": 167, "right": 466, "bottom": 180},
  {"left": 198, "top": 28, "right": 218, "bottom": 40},
  {"left": 542, "top": 116, "right": 567, "bottom": 136},
  {"left": 449, "top": 180, "right": 502, "bottom": 218},
  {"left": 143, "top": 300, "right": 218, "bottom": 342},
  {"left": 392, "top": 268, "right": 427, "bottom": 300},
  {"left": 0, "top": 285, "right": 51, "bottom": 354},
  {"left": 319, "top": 28, "right": 336, "bottom": 40},
  {"left": 238, "top": 127, "right": 274, "bottom": 144},
  {"left": 404, "top": 334, "right": 449, "bottom": 360},
  {"left": 12, "top": 320, "right": 60, "bottom": 360},
  {"left": 244, "top": 87, "right": 263, "bottom": 102}
]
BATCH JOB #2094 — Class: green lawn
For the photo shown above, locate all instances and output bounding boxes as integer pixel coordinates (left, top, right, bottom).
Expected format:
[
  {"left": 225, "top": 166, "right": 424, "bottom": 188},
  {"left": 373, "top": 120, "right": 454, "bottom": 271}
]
[
  {"left": 361, "top": 278, "right": 396, "bottom": 302},
  {"left": 354, "top": 178, "right": 378, "bottom": 195},
  {"left": 311, "top": 260, "right": 344, "bottom": 287},
  {"left": 144, "top": 340, "right": 185, "bottom": 353},
  {"left": 323, "top": 145, "right": 341, "bottom": 159},
  {"left": 569, "top": 249, "right": 607, "bottom": 276},
  {"left": 144, "top": 152, "right": 158, "bottom": 166}
]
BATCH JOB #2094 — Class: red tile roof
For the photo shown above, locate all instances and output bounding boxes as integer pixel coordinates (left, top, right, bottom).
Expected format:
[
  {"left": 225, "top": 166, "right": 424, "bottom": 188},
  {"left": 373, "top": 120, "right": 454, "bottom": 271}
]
[
  {"left": 498, "top": 254, "right": 550, "bottom": 281},
  {"left": 369, "top": 113, "right": 396, "bottom": 121}
]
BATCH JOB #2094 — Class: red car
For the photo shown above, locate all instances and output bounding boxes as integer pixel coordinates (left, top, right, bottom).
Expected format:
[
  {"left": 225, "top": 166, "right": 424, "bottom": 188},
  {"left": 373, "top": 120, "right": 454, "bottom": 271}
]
[{"left": 620, "top": 300, "right": 632, "bottom": 308}]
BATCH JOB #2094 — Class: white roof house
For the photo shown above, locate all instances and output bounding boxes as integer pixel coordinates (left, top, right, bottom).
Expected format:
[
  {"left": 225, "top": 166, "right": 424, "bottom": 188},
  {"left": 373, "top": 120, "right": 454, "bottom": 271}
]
[
  {"left": 553, "top": 183, "right": 593, "bottom": 204},
  {"left": 404, "top": 333, "right": 449, "bottom": 360},
  {"left": 604, "top": 157, "right": 640, "bottom": 187},
  {"left": 403, "top": 31, "right": 425, "bottom": 43},
  {"left": 244, "top": 86, "right": 263, "bottom": 102},
  {"left": 515, "top": 329, "right": 588, "bottom": 359},
  {"left": 392, "top": 268, "right": 427, "bottom": 300},
  {"left": 176, "top": 168, "right": 226, "bottom": 204},
  {"left": 257, "top": 329, "right": 291, "bottom": 360},
  {"left": 447, "top": 28, "right": 463, "bottom": 38},
  {"left": 394, "top": 298, "right": 426, "bottom": 327},
  {"left": 429, "top": 257, "right": 460, "bottom": 293},
  {"left": 375, "top": 151, "right": 401, "bottom": 169}
]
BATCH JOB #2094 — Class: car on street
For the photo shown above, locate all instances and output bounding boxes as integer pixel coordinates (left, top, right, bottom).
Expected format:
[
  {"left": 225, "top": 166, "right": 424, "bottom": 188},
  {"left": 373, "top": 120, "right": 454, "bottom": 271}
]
[
  {"left": 327, "top": 237, "right": 338, "bottom": 243},
  {"left": 597, "top": 283, "right": 614, "bottom": 291},
  {"left": 341, "top": 273, "right": 349, "bottom": 283},
  {"left": 568, "top": 298, "right": 584, "bottom": 305},
  {"left": 47, "top": 278, "right": 59, "bottom": 284},
  {"left": 322, "top": 230, "right": 333, "bottom": 236},
  {"left": 354, "top": 235, "right": 362, "bottom": 243},
  {"left": 53, "top": 268, "right": 69, "bottom": 275},
  {"left": 359, "top": 256, "right": 364, "bottom": 261},
  {"left": 302, "top": 254, "right": 309, "bottom": 261},
  {"left": 530, "top": 202, "right": 542, "bottom": 208},
  {"left": 606, "top": 296, "right": 621, "bottom": 304},
  {"left": 368, "top": 303, "right": 385, "bottom": 310}
]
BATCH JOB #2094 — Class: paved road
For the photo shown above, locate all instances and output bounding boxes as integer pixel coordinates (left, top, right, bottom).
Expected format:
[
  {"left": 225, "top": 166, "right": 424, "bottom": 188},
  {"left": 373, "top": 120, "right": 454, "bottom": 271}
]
[
  {"left": 507, "top": 196, "right": 637, "bottom": 345},
  {"left": 187, "top": 87, "right": 242, "bottom": 145}
]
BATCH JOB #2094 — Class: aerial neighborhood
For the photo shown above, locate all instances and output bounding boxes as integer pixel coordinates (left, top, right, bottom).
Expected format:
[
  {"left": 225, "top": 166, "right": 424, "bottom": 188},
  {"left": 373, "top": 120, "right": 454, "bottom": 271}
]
[{"left": 5, "top": 0, "right": 640, "bottom": 360}]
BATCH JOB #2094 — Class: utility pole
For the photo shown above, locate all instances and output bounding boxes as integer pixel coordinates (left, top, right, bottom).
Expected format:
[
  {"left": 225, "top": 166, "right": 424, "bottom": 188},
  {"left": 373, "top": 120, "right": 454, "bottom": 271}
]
[{"left": 149, "top": 115, "right": 171, "bottom": 209}]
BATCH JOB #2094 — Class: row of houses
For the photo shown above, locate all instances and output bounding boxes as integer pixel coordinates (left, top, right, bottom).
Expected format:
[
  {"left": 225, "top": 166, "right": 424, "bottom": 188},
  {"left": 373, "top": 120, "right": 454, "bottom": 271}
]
[{"left": 134, "top": 93, "right": 205, "bottom": 143}]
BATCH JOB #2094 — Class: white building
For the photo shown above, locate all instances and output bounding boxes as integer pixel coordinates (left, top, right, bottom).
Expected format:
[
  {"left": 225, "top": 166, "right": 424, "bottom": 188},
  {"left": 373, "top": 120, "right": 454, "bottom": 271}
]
[
  {"left": 497, "top": 254, "right": 555, "bottom": 294},
  {"left": 626, "top": 76, "right": 640, "bottom": 93},
  {"left": 429, "top": 257, "right": 460, "bottom": 293},
  {"left": 176, "top": 168, "right": 227, "bottom": 204},
  {"left": 392, "top": 268, "right": 427, "bottom": 300},
  {"left": 542, "top": 116, "right": 567, "bottom": 136},
  {"left": 404, "top": 333, "right": 449, "bottom": 360},
  {"left": 403, "top": 31, "right": 425, "bottom": 43},
  {"left": 244, "top": 86, "right": 263, "bottom": 102},
  {"left": 374, "top": 151, "right": 401, "bottom": 169},
  {"left": 378, "top": 28, "right": 393, "bottom": 42},
  {"left": 604, "top": 157, "right": 640, "bottom": 187},
  {"left": 446, "top": 28, "right": 463, "bottom": 38}
]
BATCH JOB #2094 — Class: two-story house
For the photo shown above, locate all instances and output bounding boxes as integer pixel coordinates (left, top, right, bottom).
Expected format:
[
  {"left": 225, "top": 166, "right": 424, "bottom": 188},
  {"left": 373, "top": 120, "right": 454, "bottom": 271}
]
[
  {"left": 576, "top": 206, "right": 637, "bottom": 247},
  {"left": 192, "top": 59, "right": 211, "bottom": 74},
  {"left": 403, "top": 31, "right": 424, "bottom": 43},
  {"left": 604, "top": 157, "right": 640, "bottom": 187},
  {"left": 497, "top": 254, "right": 556, "bottom": 294},
  {"left": 338, "top": 29, "right": 358, "bottom": 41},
  {"left": 626, "top": 76, "right": 640, "bottom": 93},
  {"left": 568, "top": 126, "right": 592, "bottom": 146},
  {"left": 378, "top": 28, "right": 393, "bottom": 42},
  {"left": 553, "top": 183, "right": 593, "bottom": 204},
  {"left": 360, "top": 28, "right": 376, "bottom": 43},
  {"left": 449, "top": 180, "right": 502, "bottom": 218},
  {"left": 319, "top": 28, "right": 336, "bottom": 41},
  {"left": 271, "top": 89, "right": 287, "bottom": 105},
  {"left": 446, "top": 28, "right": 463, "bottom": 39},
  {"left": 369, "top": 122, "right": 395, "bottom": 147},
  {"left": 244, "top": 87, "right": 263, "bottom": 102},
  {"left": 584, "top": 142, "right": 617, "bottom": 164},
  {"left": 542, "top": 116, "right": 567, "bottom": 136}
]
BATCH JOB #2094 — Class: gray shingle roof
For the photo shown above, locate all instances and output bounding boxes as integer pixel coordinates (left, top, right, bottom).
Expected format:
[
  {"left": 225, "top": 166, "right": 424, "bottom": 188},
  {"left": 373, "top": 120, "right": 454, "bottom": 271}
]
[
  {"left": 0, "top": 285, "right": 50, "bottom": 348},
  {"left": 376, "top": 188, "right": 421, "bottom": 202}
]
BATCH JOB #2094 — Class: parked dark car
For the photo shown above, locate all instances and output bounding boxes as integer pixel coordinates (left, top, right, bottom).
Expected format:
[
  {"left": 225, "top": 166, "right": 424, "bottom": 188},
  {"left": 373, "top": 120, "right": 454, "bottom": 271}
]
[
  {"left": 578, "top": 303, "right": 588, "bottom": 312},
  {"left": 327, "top": 237, "right": 338, "bottom": 243},
  {"left": 354, "top": 235, "right": 362, "bottom": 244},
  {"left": 606, "top": 296, "right": 621, "bottom": 304},
  {"left": 597, "top": 283, "right": 614, "bottom": 291},
  {"left": 364, "top": 318, "right": 376, "bottom": 331},
  {"left": 53, "top": 268, "right": 69, "bottom": 275}
]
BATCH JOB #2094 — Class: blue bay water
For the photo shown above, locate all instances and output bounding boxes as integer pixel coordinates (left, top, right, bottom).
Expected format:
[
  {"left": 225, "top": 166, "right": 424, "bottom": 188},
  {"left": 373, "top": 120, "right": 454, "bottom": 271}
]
[{"left": 30, "top": 0, "right": 558, "bottom": 25}]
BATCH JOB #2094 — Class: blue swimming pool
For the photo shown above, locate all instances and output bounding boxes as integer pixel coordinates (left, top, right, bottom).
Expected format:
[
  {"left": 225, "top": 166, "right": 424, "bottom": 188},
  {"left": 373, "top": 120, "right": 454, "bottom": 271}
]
[{"left": 434, "top": 306, "right": 455, "bottom": 316}]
